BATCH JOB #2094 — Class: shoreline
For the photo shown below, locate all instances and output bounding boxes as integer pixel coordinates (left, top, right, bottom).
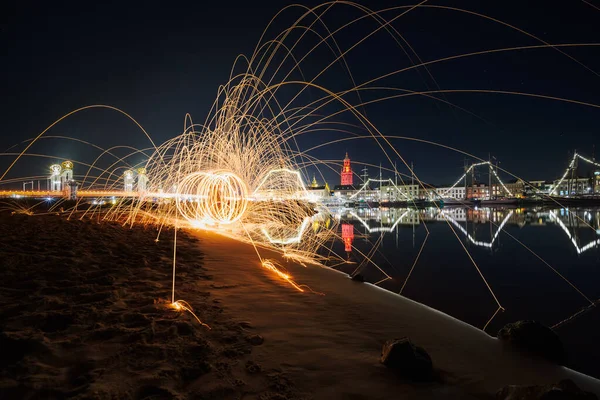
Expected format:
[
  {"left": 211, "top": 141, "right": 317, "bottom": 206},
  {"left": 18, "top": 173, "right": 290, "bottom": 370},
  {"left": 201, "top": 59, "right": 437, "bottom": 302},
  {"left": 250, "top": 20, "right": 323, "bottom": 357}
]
[{"left": 194, "top": 228, "right": 600, "bottom": 399}]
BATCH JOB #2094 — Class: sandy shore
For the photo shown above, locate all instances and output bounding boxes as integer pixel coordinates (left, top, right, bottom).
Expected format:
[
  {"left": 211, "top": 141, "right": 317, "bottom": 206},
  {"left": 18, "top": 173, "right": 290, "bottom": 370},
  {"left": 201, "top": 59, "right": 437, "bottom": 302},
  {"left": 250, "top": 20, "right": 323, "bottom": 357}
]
[
  {"left": 196, "top": 230, "right": 600, "bottom": 399},
  {"left": 0, "top": 212, "right": 297, "bottom": 399},
  {"left": 1, "top": 211, "right": 599, "bottom": 399}
]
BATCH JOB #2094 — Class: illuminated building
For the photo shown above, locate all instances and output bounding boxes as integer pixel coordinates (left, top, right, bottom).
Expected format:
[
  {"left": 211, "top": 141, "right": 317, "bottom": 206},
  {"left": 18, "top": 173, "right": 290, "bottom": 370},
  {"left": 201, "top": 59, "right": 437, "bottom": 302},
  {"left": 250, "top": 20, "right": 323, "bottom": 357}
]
[
  {"left": 124, "top": 170, "right": 134, "bottom": 192},
  {"left": 137, "top": 167, "right": 148, "bottom": 192},
  {"left": 341, "top": 223, "right": 354, "bottom": 254},
  {"left": 60, "top": 161, "right": 73, "bottom": 191},
  {"left": 467, "top": 183, "right": 489, "bottom": 199},
  {"left": 333, "top": 153, "right": 357, "bottom": 198},
  {"left": 435, "top": 186, "right": 465, "bottom": 200},
  {"left": 552, "top": 177, "right": 593, "bottom": 196},
  {"left": 341, "top": 152, "right": 353, "bottom": 186},
  {"left": 49, "top": 164, "right": 62, "bottom": 191},
  {"left": 306, "top": 175, "right": 330, "bottom": 201}
]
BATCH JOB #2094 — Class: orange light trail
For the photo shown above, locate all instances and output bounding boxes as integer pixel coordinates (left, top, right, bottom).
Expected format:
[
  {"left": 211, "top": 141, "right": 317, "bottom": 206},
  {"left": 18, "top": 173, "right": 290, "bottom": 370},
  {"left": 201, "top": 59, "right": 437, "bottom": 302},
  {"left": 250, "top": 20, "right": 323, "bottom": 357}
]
[{"left": 261, "top": 259, "right": 304, "bottom": 292}]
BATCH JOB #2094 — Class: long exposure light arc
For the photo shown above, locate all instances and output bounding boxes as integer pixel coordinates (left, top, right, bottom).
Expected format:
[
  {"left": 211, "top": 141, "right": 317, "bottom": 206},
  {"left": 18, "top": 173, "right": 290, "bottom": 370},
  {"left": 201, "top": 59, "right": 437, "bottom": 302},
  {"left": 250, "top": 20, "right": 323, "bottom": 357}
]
[{"left": 0, "top": 105, "right": 161, "bottom": 182}]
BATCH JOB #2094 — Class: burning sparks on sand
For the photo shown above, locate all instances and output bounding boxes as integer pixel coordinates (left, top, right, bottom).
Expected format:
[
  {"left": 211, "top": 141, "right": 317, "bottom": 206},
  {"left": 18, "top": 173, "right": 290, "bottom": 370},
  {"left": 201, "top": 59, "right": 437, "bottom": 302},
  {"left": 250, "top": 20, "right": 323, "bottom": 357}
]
[
  {"left": 170, "top": 300, "right": 211, "bottom": 330},
  {"left": 261, "top": 259, "right": 305, "bottom": 293}
]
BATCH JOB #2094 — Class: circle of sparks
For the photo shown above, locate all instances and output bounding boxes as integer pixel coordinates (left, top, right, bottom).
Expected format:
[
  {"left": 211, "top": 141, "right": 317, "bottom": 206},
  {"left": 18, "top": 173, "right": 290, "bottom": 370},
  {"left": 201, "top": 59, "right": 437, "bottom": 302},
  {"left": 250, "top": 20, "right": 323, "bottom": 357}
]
[{"left": 176, "top": 170, "right": 249, "bottom": 225}]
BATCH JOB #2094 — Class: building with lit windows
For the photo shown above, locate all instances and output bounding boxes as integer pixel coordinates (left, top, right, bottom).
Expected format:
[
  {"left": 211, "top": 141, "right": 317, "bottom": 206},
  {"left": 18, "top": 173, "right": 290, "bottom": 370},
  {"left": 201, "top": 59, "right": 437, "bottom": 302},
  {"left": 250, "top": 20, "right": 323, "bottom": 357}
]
[
  {"left": 552, "top": 177, "right": 594, "bottom": 196},
  {"left": 435, "top": 186, "right": 466, "bottom": 200},
  {"left": 307, "top": 176, "right": 331, "bottom": 201}
]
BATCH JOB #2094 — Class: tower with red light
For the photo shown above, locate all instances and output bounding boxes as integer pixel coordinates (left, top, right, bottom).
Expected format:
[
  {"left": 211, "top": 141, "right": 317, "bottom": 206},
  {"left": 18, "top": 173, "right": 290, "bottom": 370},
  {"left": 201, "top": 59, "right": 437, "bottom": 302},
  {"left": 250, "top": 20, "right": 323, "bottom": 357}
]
[{"left": 341, "top": 152, "right": 353, "bottom": 186}]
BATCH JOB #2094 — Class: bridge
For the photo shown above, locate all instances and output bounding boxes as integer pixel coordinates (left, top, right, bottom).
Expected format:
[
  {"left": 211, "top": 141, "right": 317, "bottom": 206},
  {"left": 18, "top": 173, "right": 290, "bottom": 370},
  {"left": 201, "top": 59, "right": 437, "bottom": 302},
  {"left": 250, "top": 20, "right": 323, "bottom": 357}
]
[{"left": 0, "top": 190, "right": 145, "bottom": 199}]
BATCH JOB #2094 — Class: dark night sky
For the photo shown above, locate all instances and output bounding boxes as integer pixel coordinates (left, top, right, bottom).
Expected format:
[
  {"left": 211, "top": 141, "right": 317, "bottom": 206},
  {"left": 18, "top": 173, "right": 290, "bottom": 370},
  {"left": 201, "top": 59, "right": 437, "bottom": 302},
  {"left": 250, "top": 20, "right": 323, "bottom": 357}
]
[{"left": 1, "top": 0, "right": 599, "bottom": 187}]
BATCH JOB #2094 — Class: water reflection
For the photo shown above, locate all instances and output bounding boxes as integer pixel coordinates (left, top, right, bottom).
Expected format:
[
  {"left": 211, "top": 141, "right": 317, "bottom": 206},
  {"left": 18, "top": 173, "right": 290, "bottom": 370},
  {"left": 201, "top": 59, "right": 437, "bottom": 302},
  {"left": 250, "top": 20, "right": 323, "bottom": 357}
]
[
  {"left": 335, "top": 207, "right": 600, "bottom": 254},
  {"left": 321, "top": 206, "right": 600, "bottom": 378}
]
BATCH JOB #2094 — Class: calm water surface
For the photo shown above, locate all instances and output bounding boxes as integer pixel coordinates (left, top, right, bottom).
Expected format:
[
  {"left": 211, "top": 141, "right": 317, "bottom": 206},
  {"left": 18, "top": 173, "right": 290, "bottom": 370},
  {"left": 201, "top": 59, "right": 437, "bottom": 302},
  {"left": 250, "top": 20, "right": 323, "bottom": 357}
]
[{"left": 323, "top": 206, "right": 600, "bottom": 378}]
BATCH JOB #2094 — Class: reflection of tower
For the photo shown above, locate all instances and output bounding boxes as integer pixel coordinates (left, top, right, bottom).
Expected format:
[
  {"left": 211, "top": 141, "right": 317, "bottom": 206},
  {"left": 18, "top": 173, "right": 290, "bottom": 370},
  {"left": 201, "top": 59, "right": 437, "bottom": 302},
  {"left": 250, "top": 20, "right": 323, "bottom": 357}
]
[
  {"left": 137, "top": 168, "right": 148, "bottom": 192},
  {"left": 60, "top": 161, "right": 73, "bottom": 192},
  {"left": 342, "top": 223, "right": 354, "bottom": 254},
  {"left": 49, "top": 164, "right": 62, "bottom": 191},
  {"left": 341, "top": 152, "right": 353, "bottom": 185},
  {"left": 124, "top": 170, "right": 134, "bottom": 192}
]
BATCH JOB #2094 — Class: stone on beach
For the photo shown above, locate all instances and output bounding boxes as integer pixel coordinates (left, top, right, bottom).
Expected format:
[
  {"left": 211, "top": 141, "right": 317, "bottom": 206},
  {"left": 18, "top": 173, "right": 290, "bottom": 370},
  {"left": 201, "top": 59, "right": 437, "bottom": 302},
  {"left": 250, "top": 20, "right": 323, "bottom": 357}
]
[
  {"left": 246, "top": 334, "right": 264, "bottom": 346},
  {"left": 497, "top": 320, "right": 566, "bottom": 365},
  {"left": 380, "top": 337, "right": 433, "bottom": 381}
]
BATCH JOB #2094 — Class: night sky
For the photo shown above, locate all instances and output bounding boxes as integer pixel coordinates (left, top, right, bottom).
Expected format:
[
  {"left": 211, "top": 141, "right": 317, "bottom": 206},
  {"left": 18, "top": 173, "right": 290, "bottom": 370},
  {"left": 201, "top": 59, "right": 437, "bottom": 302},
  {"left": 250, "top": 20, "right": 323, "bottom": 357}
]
[{"left": 2, "top": 0, "right": 599, "bottom": 187}]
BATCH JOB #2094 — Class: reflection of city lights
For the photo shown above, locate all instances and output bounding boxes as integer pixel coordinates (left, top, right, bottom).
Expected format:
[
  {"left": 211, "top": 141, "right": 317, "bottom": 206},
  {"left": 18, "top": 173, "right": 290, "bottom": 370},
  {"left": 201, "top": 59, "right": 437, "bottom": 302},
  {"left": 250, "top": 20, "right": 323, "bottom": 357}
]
[{"left": 549, "top": 211, "right": 600, "bottom": 254}]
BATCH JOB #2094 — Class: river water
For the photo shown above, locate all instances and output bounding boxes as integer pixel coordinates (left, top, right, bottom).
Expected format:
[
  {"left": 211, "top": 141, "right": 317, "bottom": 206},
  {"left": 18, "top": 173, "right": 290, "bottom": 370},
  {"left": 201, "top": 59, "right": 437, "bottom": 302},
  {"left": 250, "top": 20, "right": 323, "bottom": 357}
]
[{"left": 323, "top": 206, "right": 600, "bottom": 378}]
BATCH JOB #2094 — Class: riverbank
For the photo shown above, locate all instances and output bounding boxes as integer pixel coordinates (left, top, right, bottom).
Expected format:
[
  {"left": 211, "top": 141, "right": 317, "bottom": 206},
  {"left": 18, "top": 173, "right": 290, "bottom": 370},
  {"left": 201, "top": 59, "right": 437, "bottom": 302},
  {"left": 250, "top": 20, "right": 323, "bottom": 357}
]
[
  {"left": 196, "top": 230, "right": 600, "bottom": 399},
  {"left": 0, "top": 211, "right": 599, "bottom": 399}
]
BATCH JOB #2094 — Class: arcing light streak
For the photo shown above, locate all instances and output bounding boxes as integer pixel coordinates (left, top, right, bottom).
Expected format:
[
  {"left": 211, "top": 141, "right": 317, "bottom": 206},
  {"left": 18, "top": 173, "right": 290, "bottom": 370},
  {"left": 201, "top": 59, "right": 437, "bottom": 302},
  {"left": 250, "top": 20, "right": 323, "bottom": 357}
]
[
  {"left": 253, "top": 168, "right": 309, "bottom": 199},
  {"left": 261, "top": 259, "right": 304, "bottom": 292},
  {"left": 261, "top": 216, "right": 311, "bottom": 244}
]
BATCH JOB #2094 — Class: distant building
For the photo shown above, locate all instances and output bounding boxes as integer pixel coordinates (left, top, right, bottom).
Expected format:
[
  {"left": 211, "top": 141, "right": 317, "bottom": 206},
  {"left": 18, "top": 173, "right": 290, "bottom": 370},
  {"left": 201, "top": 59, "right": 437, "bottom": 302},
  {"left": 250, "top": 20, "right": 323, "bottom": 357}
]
[
  {"left": 500, "top": 180, "right": 524, "bottom": 198},
  {"left": 307, "top": 176, "right": 330, "bottom": 201},
  {"left": 435, "top": 186, "right": 465, "bottom": 200},
  {"left": 332, "top": 184, "right": 357, "bottom": 199},
  {"left": 379, "top": 182, "right": 419, "bottom": 202},
  {"left": 124, "top": 170, "right": 134, "bottom": 192},
  {"left": 523, "top": 180, "right": 549, "bottom": 196},
  {"left": 137, "top": 168, "right": 148, "bottom": 193},
  {"left": 48, "top": 160, "right": 73, "bottom": 192},
  {"left": 49, "top": 164, "right": 62, "bottom": 191},
  {"left": 467, "top": 183, "right": 489, "bottom": 199},
  {"left": 552, "top": 177, "right": 593, "bottom": 196}
]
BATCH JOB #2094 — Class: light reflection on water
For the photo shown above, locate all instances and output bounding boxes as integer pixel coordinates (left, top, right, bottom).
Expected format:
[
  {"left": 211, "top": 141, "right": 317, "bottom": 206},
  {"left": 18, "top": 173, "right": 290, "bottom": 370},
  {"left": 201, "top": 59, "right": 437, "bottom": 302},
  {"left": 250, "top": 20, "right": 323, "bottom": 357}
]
[{"left": 321, "top": 206, "right": 600, "bottom": 377}]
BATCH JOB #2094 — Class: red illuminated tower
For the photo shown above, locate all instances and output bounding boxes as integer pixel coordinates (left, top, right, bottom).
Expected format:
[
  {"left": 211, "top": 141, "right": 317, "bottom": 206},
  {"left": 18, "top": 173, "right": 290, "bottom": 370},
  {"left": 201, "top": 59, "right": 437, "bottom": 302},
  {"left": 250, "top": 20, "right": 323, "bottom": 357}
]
[
  {"left": 341, "top": 152, "right": 353, "bottom": 186},
  {"left": 342, "top": 223, "right": 354, "bottom": 254}
]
